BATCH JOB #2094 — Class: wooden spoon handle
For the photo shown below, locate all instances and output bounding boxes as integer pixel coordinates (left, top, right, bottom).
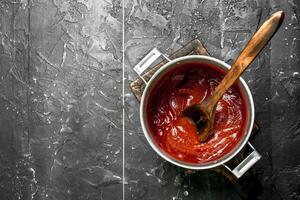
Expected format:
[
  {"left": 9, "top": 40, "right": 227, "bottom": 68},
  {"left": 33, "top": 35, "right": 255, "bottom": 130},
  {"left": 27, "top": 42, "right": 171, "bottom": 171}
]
[{"left": 203, "top": 11, "right": 284, "bottom": 112}]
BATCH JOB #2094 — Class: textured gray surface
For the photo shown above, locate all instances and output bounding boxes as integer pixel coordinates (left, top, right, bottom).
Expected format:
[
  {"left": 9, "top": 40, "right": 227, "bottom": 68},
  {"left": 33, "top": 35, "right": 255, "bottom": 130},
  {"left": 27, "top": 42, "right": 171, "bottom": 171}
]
[
  {"left": 0, "top": 0, "right": 299, "bottom": 199},
  {"left": 0, "top": 0, "right": 122, "bottom": 199},
  {"left": 125, "top": 0, "right": 299, "bottom": 200}
]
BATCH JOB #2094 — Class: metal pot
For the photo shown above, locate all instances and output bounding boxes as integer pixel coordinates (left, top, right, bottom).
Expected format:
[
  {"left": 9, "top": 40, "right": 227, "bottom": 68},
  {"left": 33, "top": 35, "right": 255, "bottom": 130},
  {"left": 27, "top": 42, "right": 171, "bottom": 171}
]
[{"left": 134, "top": 48, "right": 261, "bottom": 178}]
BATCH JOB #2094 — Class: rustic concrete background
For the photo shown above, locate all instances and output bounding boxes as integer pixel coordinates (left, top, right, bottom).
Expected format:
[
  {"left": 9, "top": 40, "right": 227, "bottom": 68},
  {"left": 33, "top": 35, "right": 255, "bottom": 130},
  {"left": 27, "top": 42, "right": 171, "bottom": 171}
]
[
  {"left": 0, "top": 0, "right": 299, "bottom": 199},
  {"left": 0, "top": 0, "right": 122, "bottom": 199},
  {"left": 124, "top": 0, "right": 300, "bottom": 200}
]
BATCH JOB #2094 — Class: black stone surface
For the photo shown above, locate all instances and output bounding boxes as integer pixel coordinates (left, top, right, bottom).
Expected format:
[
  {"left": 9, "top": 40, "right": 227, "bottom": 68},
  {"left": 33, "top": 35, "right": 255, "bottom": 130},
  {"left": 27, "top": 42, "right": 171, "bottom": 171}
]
[
  {"left": 0, "top": 0, "right": 299, "bottom": 200},
  {"left": 0, "top": 0, "right": 122, "bottom": 199}
]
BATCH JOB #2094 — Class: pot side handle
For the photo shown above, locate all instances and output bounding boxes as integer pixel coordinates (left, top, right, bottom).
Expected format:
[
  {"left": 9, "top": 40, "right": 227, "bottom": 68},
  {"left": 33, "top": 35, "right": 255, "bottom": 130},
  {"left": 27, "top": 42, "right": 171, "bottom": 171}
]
[
  {"left": 133, "top": 48, "right": 171, "bottom": 84},
  {"left": 223, "top": 142, "right": 261, "bottom": 179}
]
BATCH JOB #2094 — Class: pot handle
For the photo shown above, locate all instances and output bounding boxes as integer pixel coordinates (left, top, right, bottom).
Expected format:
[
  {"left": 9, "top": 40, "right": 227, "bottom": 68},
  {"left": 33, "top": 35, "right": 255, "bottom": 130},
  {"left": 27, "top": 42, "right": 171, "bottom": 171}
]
[
  {"left": 133, "top": 48, "right": 171, "bottom": 84},
  {"left": 223, "top": 142, "right": 261, "bottom": 179}
]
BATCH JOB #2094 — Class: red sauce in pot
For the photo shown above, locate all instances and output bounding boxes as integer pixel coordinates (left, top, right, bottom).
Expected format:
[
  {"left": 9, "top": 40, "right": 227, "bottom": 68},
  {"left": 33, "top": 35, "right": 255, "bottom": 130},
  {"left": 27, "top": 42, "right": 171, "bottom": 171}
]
[{"left": 147, "top": 62, "right": 248, "bottom": 164}]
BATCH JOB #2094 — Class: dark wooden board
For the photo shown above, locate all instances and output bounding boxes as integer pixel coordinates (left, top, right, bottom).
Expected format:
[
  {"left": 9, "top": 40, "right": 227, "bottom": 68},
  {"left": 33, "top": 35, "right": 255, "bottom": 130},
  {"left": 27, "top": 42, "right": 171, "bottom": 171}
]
[{"left": 129, "top": 39, "right": 261, "bottom": 199}]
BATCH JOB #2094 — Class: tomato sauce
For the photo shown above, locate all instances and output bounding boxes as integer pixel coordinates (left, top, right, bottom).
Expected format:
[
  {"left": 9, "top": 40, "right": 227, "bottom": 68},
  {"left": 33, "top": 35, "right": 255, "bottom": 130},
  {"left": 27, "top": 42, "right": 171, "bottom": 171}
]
[{"left": 147, "top": 62, "right": 248, "bottom": 164}]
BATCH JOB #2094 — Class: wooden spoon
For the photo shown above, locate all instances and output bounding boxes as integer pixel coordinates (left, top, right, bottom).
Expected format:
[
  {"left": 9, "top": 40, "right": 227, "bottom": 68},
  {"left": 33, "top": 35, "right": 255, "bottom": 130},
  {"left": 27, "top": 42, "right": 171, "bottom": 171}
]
[{"left": 183, "top": 11, "right": 285, "bottom": 143}]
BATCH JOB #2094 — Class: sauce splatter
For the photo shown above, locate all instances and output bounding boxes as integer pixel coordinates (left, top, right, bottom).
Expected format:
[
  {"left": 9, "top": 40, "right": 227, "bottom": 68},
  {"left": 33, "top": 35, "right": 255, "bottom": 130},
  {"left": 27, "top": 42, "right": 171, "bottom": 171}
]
[{"left": 147, "top": 62, "right": 247, "bottom": 163}]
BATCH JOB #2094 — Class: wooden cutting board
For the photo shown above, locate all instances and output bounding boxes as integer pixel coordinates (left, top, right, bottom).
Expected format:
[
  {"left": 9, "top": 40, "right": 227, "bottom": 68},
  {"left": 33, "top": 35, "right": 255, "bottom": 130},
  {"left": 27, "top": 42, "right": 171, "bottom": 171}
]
[{"left": 129, "top": 39, "right": 261, "bottom": 199}]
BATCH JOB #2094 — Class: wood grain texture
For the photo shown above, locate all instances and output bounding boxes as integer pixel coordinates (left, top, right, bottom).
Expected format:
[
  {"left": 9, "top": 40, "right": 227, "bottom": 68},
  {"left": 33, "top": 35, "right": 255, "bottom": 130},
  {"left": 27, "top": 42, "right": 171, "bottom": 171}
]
[
  {"left": 204, "top": 11, "right": 285, "bottom": 113},
  {"left": 186, "top": 11, "right": 285, "bottom": 143}
]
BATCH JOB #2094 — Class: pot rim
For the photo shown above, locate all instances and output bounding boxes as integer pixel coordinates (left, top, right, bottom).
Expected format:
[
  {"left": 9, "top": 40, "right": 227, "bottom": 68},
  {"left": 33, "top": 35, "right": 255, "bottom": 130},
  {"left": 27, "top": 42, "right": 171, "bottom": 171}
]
[{"left": 140, "top": 55, "right": 255, "bottom": 170}]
